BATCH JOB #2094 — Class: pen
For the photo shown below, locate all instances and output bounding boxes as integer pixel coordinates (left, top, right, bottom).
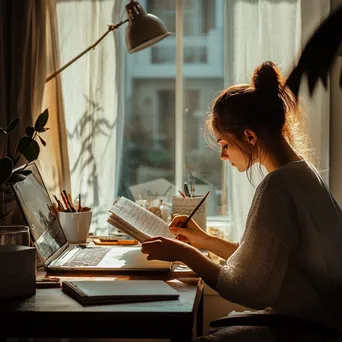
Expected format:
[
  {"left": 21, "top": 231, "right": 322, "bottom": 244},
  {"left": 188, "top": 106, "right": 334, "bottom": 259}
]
[
  {"left": 190, "top": 179, "right": 196, "bottom": 197},
  {"left": 190, "top": 173, "right": 195, "bottom": 197},
  {"left": 178, "top": 190, "right": 186, "bottom": 198},
  {"left": 183, "top": 182, "right": 190, "bottom": 197}
]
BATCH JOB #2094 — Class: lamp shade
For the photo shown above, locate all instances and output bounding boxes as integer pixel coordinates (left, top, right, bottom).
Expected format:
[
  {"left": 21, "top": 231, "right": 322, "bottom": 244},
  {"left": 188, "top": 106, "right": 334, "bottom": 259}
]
[{"left": 125, "top": 1, "right": 171, "bottom": 54}]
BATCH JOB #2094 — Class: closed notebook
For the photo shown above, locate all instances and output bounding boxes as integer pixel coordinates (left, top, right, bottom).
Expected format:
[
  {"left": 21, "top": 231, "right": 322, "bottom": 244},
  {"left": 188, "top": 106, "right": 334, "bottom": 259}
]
[{"left": 62, "top": 280, "right": 179, "bottom": 306}]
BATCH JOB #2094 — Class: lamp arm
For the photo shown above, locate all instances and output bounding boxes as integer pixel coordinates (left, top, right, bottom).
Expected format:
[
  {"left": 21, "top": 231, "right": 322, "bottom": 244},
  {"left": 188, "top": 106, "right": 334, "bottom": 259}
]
[{"left": 45, "top": 19, "right": 128, "bottom": 83}]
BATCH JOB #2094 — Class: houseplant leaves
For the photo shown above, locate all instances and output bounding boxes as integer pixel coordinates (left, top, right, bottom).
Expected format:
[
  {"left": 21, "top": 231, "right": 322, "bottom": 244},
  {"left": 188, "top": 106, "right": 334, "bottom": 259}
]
[{"left": 0, "top": 157, "right": 14, "bottom": 185}]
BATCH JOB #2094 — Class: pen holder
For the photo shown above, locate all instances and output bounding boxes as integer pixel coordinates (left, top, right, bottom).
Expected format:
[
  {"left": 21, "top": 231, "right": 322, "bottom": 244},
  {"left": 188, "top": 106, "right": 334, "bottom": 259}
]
[
  {"left": 171, "top": 196, "right": 207, "bottom": 231},
  {"left": 58, "top": 210, "right": 92, "bottom": 244}
]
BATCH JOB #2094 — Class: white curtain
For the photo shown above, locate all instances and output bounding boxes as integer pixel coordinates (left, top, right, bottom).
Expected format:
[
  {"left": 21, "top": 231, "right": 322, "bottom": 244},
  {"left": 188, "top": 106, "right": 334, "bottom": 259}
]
[
  {"left": 224, "top": 0, "right": 330, "bottom": 242},
  {"left": 56, "top": 0, "right": 122, "bottom": 235}
]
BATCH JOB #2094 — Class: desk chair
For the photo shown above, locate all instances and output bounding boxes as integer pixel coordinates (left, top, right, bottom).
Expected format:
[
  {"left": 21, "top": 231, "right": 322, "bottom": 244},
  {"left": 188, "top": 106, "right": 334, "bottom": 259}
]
[{"left": 210, "top": 313, "right": 340, "bottom": 340}]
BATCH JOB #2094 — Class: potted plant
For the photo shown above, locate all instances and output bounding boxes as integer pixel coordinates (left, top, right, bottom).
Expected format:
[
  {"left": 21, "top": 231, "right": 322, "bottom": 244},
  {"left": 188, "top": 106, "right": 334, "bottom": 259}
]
[{"left": 0, "top": 109, "right": 49, "bottom": 223}]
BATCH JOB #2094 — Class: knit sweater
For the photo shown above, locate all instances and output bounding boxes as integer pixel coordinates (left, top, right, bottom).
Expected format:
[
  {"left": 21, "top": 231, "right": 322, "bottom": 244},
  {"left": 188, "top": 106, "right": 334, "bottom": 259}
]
[{"left": 216, "top": 160, "right": 342, "bottom": 326}]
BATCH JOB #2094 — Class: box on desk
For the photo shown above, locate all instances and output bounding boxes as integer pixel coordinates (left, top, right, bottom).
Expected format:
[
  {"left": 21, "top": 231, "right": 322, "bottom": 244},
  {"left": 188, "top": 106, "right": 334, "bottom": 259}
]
[{"left": 0, "top": 245, "right": 36, "bottom": 299}]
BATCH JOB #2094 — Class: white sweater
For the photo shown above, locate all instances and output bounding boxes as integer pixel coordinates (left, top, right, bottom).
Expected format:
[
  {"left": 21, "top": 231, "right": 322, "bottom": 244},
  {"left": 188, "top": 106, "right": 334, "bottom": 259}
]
[{"left": 216, "top": 160, "right": 342, "bottom": 326}]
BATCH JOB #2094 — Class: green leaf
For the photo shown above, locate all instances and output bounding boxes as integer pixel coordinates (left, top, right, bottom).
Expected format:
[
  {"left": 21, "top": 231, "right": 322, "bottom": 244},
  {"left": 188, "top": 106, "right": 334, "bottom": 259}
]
[
  {"left": 8, "top": 155, "right": 21, "bottom": 166},
  {"left": 34, "top": 109, "right": 49, "bottom": 132},
  {"left": 18, "top": 137, "right": 40, "bottom": 162},
  {"left": 38, "top": 135, "right": 46, "bottom": 146},
  {"left": 0, "top": 157, "right": 14, "bottom": 185},
  {"left": 0, "top": 127, "right": 7, "bottom": 134},
  {"left": 7, "top": 173, "right": 27, "bottom": 183},
  {"left": 6, "top": 118, "right": 19, "bottom": 133},
  {"left": 37, "top": 127, "right": 50, "bottom": 133},
  {"left": 25, "top": 126, "right": 35, "bottom": 138},
  {"left": 19, "top": 170, "right": 32, "bottom": 176}
]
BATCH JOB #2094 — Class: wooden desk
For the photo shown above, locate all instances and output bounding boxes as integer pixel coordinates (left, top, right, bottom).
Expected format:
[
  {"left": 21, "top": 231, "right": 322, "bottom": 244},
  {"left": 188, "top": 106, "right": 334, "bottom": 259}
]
[{"left": 0, "top": 272, "right": 203, "bottom": 342}]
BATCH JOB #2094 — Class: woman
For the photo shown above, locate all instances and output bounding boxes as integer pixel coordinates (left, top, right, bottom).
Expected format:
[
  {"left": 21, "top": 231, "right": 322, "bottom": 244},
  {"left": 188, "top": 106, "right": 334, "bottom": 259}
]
[{"left": 141, "top": 61, "right": 342, "bottom": 341}]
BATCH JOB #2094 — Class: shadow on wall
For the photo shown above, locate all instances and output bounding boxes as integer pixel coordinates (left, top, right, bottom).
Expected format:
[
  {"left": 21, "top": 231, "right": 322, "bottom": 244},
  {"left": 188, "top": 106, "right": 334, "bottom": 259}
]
[{"left": 66, "top": 94, "right": 117, "bottom": 229}]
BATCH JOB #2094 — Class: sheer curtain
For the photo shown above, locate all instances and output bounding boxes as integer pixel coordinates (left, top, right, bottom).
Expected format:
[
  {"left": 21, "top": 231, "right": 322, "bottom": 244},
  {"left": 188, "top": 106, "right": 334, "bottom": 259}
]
[
  {"left": 39, "top": 0, "right": 71, "bottom": 196},
  {"left": 56, "top": 0, "right": 122, "bottom": 234},
  {"left": 223, "top": 0, "right": 330, "bottom": 241}
]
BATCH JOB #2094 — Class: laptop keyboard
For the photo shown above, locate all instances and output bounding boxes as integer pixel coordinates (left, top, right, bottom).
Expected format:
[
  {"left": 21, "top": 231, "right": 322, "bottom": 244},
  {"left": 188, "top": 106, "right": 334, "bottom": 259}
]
[{"left": 63, "top": 247, "right": 110, "bottom": 267}]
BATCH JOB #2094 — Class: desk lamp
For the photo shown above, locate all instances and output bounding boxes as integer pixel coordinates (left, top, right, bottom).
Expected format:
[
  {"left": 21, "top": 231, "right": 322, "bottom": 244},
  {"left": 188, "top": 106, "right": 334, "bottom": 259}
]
[{"left": 46, "top": 0, "right": 170, "bottom": 82}]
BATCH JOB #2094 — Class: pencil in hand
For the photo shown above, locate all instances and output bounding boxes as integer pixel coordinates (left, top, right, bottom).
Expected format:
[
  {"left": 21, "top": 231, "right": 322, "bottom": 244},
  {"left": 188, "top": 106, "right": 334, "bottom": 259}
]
[{"left": 175, "top": 190, "right": 210, "bottom": 241}]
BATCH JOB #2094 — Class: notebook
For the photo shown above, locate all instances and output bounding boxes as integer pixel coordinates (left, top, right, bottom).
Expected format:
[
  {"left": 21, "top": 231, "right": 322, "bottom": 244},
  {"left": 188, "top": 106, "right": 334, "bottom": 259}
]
[
  {"left": 12, "top": 163, "right": 171, "bottom": 272},
  {"left": 62, "top": 279, "right": 179, "bottom": 305}
]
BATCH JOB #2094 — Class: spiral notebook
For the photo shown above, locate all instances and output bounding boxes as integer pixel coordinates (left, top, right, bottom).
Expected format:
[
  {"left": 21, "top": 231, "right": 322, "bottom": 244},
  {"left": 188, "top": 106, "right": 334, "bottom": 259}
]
[{"left": 62, "top": 279, "right": 179, "bottom": 305}]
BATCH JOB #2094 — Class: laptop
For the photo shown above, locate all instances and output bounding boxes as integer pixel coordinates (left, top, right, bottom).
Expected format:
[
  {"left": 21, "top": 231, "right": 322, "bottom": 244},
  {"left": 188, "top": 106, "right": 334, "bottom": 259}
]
[{"left": 12, "top": 163, "right": 171, "bottom": 272}]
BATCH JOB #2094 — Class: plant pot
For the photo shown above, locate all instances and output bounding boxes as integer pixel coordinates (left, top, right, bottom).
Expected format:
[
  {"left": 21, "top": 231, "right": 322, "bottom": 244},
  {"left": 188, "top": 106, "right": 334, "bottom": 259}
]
[{"left": 0, "top": 225, "right": 30, "bottom": 246}]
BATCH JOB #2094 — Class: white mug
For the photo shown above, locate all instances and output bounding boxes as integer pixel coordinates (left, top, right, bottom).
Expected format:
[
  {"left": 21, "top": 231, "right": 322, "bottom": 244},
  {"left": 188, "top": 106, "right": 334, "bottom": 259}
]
[{"left": 58, "top": 210, "right": 92, "bottom": 244}]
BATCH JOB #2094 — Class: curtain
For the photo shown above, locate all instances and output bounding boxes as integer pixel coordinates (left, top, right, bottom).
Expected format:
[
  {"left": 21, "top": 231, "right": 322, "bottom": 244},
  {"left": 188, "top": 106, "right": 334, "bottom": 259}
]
[
  {"left": 56, "top": 0, "right": 122, "bottom": 235},
  {"left": 224, "top": 0, "right": 330, "bottom": 242},
  {"left": 37, "top": 0, "right": 71, "bottom": 196},
  {"left": 0, "top": 0, "right": 48, "bottom": 224},
  {"left": 0, "top": 0, "right": 47, "bottom": 159}
]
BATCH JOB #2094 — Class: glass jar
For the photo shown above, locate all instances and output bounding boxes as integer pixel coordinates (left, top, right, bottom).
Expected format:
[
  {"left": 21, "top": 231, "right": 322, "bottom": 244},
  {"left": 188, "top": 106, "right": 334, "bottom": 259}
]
[{"left": 0, "top": 225, "right": 30, "bottom": 246}]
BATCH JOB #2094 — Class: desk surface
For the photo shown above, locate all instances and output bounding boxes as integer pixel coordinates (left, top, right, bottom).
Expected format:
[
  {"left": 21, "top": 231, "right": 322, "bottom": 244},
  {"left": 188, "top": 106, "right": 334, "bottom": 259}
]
[{"left": 0, "top": 273, "right": 203, "bottom": 341}]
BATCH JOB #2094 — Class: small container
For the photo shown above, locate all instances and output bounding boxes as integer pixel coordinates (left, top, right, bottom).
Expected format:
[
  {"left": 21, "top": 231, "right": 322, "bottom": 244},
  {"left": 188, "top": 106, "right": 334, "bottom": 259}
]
[{"left": 58, "top": 210, "right": 92, "bottom": 244}]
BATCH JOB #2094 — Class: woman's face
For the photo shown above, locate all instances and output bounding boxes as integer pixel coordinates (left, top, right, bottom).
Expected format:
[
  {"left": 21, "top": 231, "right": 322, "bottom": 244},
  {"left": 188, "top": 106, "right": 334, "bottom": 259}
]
[{"left": 214, "top": 131, "right": 251, "bottom": 172}]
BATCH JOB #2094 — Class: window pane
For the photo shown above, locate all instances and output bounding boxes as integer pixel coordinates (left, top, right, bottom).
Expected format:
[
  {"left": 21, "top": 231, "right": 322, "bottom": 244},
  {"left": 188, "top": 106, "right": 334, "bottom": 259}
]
[
  {"left": 183, "top": 0, "right": 225, "bottom": 218},
  {"left": 119, "top": 0, "right": 227, "bottom": 226}
]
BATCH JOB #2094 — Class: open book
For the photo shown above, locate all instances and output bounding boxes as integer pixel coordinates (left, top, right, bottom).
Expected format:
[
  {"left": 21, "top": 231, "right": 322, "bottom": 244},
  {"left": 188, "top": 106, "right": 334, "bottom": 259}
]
[{"left": 107, "top": 196, "right": 174, "bottom": 243}]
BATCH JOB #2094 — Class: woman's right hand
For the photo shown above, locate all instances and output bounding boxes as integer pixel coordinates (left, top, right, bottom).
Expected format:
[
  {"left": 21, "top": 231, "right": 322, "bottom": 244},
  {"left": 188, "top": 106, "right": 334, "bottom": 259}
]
[{"left": 169, "top": 215, "right": 210, "bottom": 249}]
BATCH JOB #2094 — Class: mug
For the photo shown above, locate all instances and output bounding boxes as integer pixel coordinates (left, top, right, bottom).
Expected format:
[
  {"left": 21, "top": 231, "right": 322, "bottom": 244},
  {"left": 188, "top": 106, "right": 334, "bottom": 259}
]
[{"left": 58, "top": 210, "right": 92, "bottom": 244}]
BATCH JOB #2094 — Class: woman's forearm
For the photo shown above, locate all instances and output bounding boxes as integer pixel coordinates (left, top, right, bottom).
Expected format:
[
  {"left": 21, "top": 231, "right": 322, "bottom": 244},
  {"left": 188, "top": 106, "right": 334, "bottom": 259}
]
[
  {"left": 201, "top": 235, "right": 239, "bottom": 260},
  {"left": 182, "top": 246, "right": 222, "bottom": 291}
]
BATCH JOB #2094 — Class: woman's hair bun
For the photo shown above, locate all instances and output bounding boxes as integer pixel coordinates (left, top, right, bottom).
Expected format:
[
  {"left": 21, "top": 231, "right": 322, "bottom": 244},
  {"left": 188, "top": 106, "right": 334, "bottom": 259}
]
[{"left": 252, "top": 61, "right": 281, "bottom": 94}]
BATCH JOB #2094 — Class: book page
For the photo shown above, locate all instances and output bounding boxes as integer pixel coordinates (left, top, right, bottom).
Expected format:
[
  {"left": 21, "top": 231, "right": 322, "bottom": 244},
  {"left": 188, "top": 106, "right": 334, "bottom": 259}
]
[
  {"left": 109, "top": 197, "right": 173, "bottom": 241},
  {"left": 107, "top": 216, "right": 150, "bottom": 242}
]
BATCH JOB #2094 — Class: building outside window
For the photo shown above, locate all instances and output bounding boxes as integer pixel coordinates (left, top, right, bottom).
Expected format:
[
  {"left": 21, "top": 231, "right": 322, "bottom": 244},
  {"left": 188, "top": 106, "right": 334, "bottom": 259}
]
[{"left": 118, "top": 0, "right": 228, "bottom": 231}]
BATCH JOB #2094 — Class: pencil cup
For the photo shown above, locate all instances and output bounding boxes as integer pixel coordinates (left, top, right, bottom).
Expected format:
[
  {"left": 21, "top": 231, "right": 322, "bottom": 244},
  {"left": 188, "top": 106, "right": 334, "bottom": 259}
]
[
  {"left": 58, "top": 210, "right": 92, "bottom": 244},
  {"left": 171, "top": 196, "right": 207, "bottom": 231}
]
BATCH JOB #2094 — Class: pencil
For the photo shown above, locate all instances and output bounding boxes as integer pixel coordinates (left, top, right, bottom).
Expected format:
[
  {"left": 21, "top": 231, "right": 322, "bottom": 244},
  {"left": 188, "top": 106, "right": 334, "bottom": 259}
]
[
  {"left": 53, "top": 194, "right": 65, "bottom": 211},
  {"left": 62, "top": 190, "right": 76, "bottom": 212},
  {"left": 181, "top": 190, "right": 210, "bottom": 227},
  {"left": 60, "top": 192, "right": 71, "bottom": 212},
  {"left": 175, "top": 191, "right": 210, "bottom": 241}
]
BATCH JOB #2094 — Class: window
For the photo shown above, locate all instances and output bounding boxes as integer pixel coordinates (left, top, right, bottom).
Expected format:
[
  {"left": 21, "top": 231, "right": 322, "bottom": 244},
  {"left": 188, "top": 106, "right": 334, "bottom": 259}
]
[
  {"left": 118, "top": 0, "right": 228, "bottom": 226},
  {"left": 56, "top": 0, "right": 330, "bottom": 240}
]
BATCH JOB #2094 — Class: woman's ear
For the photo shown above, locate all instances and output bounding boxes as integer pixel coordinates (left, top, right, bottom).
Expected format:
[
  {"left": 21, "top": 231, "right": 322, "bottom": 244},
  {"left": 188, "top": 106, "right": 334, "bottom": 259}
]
[{"left": 244, "top": 129, "right": 257, "bottom": 147}]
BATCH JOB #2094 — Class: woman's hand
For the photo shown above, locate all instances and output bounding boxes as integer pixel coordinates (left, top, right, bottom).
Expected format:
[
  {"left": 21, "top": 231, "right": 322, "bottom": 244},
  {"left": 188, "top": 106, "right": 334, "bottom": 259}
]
[
  {"left": 141, "top": 236, "right": 194, "bottom": 263},
  {"left": 169, "top": 215, "right": 210, "bottom": 249}
]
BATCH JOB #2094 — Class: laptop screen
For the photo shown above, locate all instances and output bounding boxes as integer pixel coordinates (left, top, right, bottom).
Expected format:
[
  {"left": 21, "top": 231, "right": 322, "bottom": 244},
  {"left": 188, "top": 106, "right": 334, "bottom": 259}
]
[{"left": 12, "top": 163, "right": 67, "bottom": 263}]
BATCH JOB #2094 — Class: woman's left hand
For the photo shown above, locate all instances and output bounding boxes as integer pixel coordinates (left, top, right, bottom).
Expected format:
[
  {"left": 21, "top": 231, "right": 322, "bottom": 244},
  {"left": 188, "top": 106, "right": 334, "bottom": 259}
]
[{"left": 141, "top": 236, "right": 193, "bottom": 263}]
